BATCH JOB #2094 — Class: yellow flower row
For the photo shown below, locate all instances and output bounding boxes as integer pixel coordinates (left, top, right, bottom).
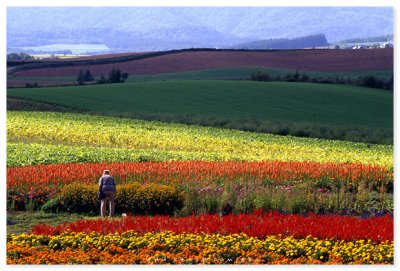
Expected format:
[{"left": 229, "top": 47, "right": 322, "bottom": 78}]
[
  {"left": 7, "top": 111, "right": 393, "bottom": 167},
  {"left": 55, "top": 182, "right": 184, "bottom": 215},
  {"left": 7, "top": 231, "right": 394, "bottom": 264}
]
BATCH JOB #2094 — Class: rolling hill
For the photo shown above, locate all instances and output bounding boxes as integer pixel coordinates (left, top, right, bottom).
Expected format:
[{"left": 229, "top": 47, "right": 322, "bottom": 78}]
[{"left": 7, "top": 80, "right": 393, "bottom": 144}]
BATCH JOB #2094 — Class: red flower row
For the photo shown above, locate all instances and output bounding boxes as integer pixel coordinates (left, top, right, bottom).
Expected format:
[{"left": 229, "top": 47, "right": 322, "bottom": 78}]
[
  {"left": 8, "top": 160, "right": 392, "bottom": 190},
  {"left": 31, "top": 211, "right": 393, "bottom": 242}
]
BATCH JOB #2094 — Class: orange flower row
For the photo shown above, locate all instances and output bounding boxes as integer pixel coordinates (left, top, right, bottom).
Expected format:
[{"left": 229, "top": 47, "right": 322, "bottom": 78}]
[
  {"left": 6, "top": 243, "right": 385, "bottom": 265},
  {"left": 9, "top": 161, "right": 391, "bottom": 188},
  {"left": 7, "top": 231, "right": 394, "bottom": 265}
]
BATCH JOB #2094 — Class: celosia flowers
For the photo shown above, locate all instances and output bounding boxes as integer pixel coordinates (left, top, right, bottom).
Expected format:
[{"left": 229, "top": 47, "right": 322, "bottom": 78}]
[{"left": 31, "top": 211, "right": 394, "bottom": 242}]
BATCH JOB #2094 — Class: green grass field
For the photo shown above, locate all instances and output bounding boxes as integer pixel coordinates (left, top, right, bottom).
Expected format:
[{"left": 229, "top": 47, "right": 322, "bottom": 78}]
[
  {"left": 7, "top": 80, "right": 393, "bottom": 144},
  {"left": 7, "top": 80, "right": 392, "bottom": 127}
]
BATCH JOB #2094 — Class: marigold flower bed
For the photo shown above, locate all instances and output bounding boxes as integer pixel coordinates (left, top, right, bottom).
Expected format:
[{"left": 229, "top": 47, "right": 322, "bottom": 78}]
[{"left": 7, "top": 231, "right": 393, "bottom": 264}]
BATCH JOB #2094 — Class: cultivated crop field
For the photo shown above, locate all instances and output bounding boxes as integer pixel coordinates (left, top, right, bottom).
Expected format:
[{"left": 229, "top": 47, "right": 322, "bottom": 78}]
[{"left": 6, "top": 111, "right": 394, "bottom": 264}]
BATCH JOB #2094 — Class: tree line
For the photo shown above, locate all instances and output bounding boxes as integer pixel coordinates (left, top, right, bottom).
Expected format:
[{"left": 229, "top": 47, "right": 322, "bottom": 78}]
[
  {"left": 7, "top": 53, "right": 35, "bottom": 61},
  {"left": 77, "top": 68, "right": 129, "bottom": 85},
  {"left": 250, "top": 70, "right": 393, "bottom": 91}
]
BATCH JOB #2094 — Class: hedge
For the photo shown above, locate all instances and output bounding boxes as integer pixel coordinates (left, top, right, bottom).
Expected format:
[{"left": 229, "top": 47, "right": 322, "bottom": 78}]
[{"left": 42, "top": 182, "right": 185, "bottom": 215}]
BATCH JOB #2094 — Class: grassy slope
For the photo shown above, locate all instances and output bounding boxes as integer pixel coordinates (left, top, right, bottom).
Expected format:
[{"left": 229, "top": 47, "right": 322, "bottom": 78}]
[{"left": 7, "top": 80, "right": 392, "bottom": 130}]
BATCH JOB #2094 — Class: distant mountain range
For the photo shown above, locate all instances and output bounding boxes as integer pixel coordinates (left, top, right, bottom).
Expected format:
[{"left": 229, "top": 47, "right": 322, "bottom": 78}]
[
  {"left": 7, "top": 7, "right": 393, "bottom": 52},
  {"left": 230, "top": 34, "right": 329, "bottom": 50}
]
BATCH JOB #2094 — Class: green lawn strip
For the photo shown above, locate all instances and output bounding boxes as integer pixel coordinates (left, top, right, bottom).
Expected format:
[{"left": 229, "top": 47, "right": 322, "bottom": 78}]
[{"left": 7, "top": 211, "right": 97, "bottom": 235}]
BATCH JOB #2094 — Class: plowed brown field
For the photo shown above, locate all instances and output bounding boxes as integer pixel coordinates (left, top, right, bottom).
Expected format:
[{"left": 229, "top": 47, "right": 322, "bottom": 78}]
[{"left": 12, "top": 49, "right": 393, "bottom": 78}]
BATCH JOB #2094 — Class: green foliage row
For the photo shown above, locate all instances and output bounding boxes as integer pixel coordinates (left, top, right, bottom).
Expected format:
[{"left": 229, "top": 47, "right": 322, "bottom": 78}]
[
  {"left": 180, "top": 183, "right": 393, "bottom": 216},
  {"left": 6, "top": 142, "right": 224, "bottom": 167},
  {"left": 42, "top": 182, "right": 185, "bottom": 215}
]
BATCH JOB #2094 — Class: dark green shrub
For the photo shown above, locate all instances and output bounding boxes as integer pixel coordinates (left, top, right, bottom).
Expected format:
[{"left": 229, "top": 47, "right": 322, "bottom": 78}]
[
  {"left": 203, "top": 196, "right": 220, "bottom": 214},
  {"left": 41, "top": 197, "right": 62, "bottom": 213},
  {"left": 221, "top": 202, "right": 234, "bottom": 216},
  {"left": 97, "top": 75, "right": 107, "bottom": 84},
  {"left": 250, "top": 71, "right": 270, "bottom": 81},
  {"left": 361, "top": 75, "right": 377, "bottom": 88},
  {"left": 179, "top": 188, "right": 203, "bottom": 216}
]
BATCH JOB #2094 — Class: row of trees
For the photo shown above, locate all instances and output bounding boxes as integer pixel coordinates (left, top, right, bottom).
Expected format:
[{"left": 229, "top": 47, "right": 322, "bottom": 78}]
[
  {"left": 250, "top": 70, "right": 309, "bottom": 82},
  {"left": 76, "top": 70, "right": 94, "bottom": 85},
  {"left": 250, "top": 71, "right": 393, "bottom": 91},
  {"left": 25, "top": 82, "right": 39, "bottom": 88},
  {"left": 7, "top": 53, "right": 35, "bottom": 61},
  {"left": 77, "top": 69, "right": 129, "bottom": 85}
]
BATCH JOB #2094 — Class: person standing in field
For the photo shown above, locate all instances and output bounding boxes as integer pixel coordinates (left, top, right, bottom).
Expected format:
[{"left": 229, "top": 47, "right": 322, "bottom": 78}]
[{"left": 99, "top": 169, "right": 116, "bottom": 217}]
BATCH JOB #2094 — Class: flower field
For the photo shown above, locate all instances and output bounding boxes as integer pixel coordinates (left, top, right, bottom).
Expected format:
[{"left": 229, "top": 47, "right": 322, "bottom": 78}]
[
  {"left": 6, "top": 111, "right": 394, "bottom": 264},
  {"left": 30, "top": 211, "right": 394, "bottom": 241},
  {"left": 7, "top": 111, "right": 393, "bottom": 166},
  {"left": 8, "top": 160, "right": 393, "bottom": 213},
  {"left": 7, "top": 231, "right": 393, "bottom": 264},
  {"left": 7, "top": 212, "right": 394, "bottom": 264}
]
